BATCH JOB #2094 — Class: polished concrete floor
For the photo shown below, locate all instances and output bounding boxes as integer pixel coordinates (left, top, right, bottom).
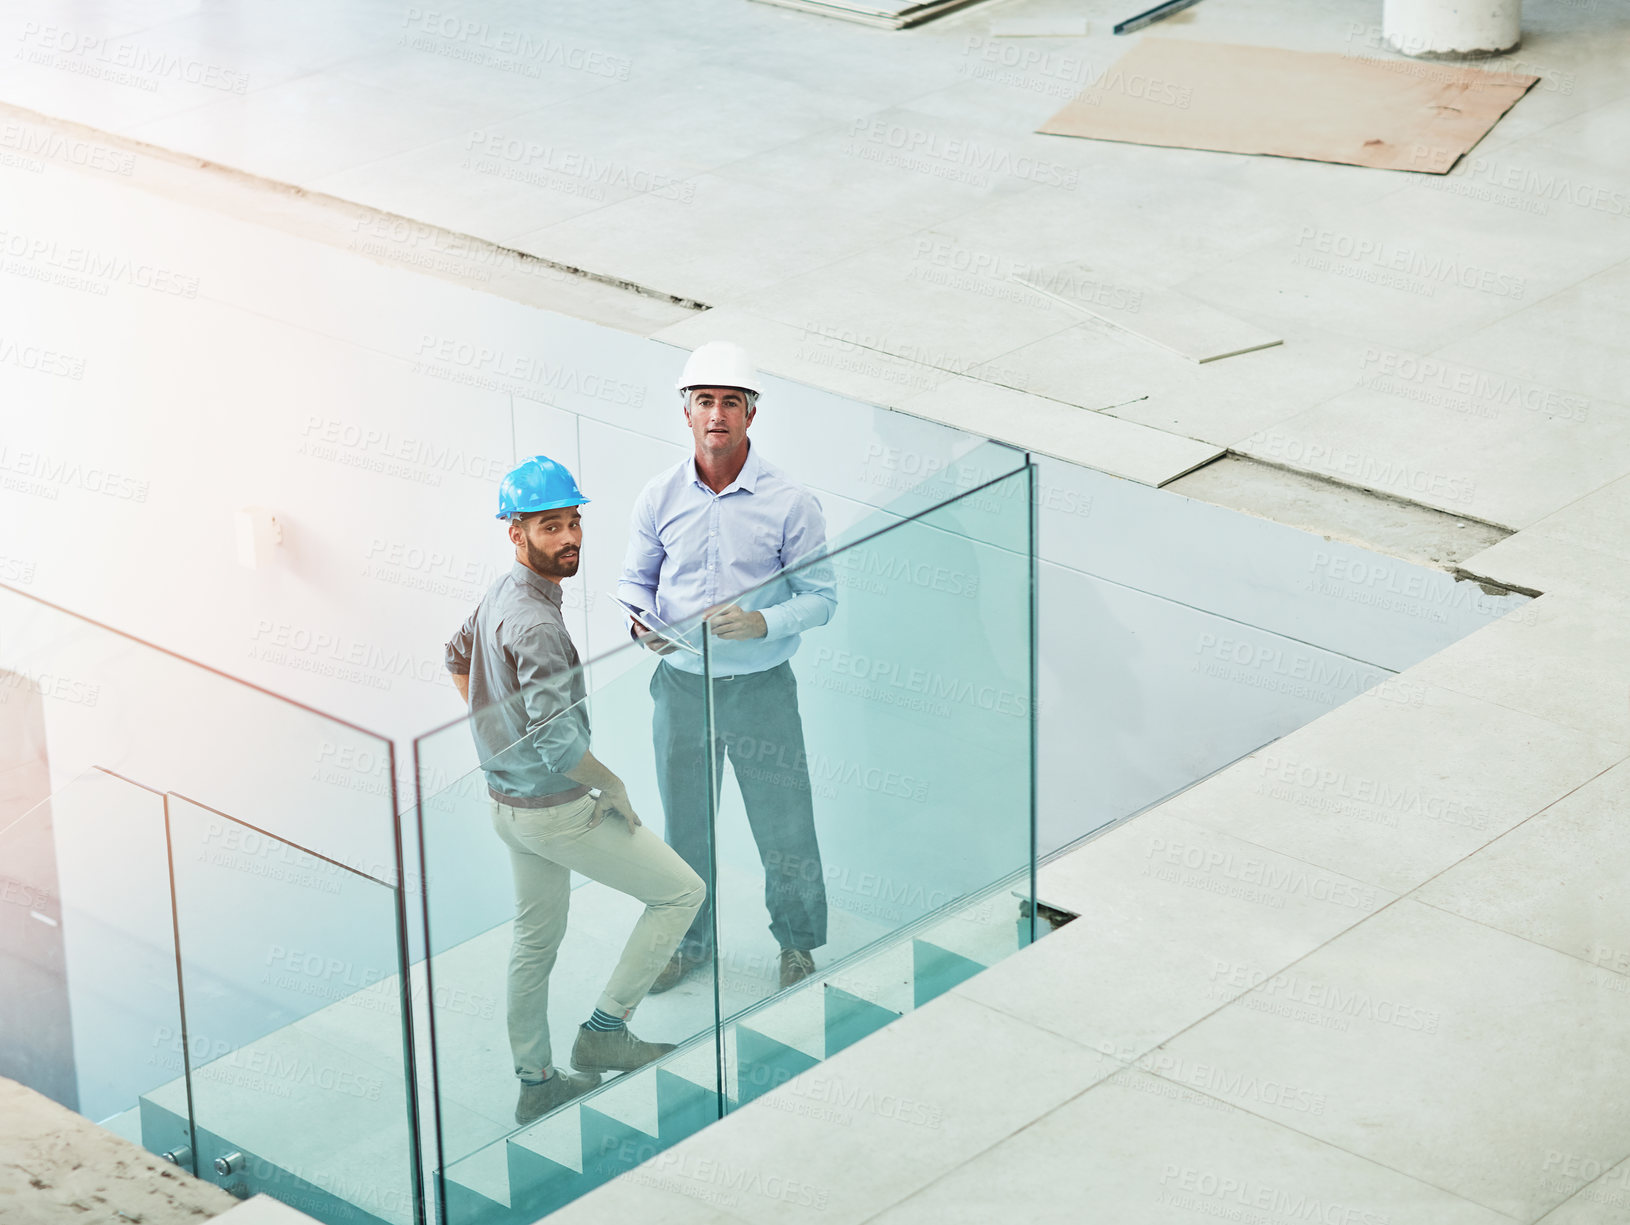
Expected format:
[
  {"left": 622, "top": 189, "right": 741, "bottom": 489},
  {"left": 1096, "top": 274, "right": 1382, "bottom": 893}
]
[{"left": 1, "top": 0, "right": 1627, "bottom": 1222}]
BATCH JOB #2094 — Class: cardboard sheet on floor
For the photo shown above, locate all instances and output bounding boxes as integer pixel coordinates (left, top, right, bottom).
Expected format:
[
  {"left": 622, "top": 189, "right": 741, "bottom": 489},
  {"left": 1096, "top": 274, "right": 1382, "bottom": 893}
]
[{"left": 1039, "top": 38, "right": 1538, "bottom": 173}]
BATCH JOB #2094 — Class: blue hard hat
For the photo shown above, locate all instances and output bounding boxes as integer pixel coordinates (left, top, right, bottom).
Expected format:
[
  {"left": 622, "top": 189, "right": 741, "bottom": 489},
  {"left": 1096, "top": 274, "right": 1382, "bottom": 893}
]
[{"left": 495, "top": 455, "right": 589, "bottom": 520}]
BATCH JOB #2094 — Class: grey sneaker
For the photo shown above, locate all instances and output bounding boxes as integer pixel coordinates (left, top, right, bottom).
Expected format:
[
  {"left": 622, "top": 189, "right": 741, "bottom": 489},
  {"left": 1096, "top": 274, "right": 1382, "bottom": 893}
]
[
  {"left": 515, "top": 1069, "right": 600, "bottom": 1125},
  {"left": 571, "top": 1024, "right": 676, "bottom": 1074},
  {"left": 779, "top": 948, "right": 816, "bottom": 989}
]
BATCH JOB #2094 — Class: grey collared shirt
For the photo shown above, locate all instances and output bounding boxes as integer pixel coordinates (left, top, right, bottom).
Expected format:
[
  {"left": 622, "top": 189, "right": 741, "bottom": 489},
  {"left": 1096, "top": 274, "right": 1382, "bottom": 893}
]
[{"left": 445, "top": 563, "right": 591, "bottom": 807}]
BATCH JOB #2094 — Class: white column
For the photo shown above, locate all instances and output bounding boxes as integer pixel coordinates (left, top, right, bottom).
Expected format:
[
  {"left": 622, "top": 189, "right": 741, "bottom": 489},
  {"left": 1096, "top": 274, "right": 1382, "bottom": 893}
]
[{"left": 1382, "top": 0, "right": 1521, "bottom": 57}]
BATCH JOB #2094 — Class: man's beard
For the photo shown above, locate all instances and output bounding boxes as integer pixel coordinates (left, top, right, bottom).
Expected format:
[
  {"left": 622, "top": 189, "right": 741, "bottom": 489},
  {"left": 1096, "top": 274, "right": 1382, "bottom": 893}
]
[{"left": 526, "top": 539, "right": 579, "bottom": 578}]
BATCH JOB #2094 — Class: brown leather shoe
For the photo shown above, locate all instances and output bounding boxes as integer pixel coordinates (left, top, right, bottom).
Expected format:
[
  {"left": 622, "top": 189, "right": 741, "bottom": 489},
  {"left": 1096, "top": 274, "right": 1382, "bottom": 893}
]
[
  {"left": 570, "top": 1024, "right": 676, "bottom": 1074},
  {"left": 648, "top": 948, "right": 711, "bottom": 995},
  {"left": 515, "top": 1068, "right": 600, "bottom": 1125},
  {"left": 779, "top": 948, "right": 816, "bottom": 989}
]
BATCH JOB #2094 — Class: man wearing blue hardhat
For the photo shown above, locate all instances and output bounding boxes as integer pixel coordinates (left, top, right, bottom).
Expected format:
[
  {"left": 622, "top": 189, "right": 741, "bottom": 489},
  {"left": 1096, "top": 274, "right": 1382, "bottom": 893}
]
[
  {"left": 619, "top": 341, "right": 837, "bottom": 996},
  {"left": 446, "top": 455, "right": 704, "bottom": 1127}
]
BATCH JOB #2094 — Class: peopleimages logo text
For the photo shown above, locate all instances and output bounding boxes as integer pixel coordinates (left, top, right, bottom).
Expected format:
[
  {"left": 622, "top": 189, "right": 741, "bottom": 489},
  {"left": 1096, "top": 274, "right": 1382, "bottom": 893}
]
[
  {"left": 1294, "top": 228, "right": 1525, "bottom": 299},
  {"left": 848, "top": 118, "right": 1079, "bottom": 189}
]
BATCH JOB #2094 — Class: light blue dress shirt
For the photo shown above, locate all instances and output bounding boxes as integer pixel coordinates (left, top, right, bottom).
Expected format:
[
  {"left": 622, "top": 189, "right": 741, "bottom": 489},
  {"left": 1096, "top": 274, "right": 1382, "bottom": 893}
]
[{"left": 618, "top": 444, "right": 837, "bottom": 677}]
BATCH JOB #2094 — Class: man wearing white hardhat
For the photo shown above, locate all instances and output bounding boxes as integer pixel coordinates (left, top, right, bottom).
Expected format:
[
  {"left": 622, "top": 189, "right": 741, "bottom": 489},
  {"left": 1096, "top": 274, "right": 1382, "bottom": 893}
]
[
  {"left": 446, "top": 455, "right": 705, "bottom": 1127},
  {"left": 618, "top": 342, "right": 837, "bottom": 994}
]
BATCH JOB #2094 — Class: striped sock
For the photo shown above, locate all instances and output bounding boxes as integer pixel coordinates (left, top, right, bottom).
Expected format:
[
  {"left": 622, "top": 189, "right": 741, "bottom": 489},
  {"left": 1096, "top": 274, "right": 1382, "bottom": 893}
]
[{"left": 584, "top": 1008, "right": 627, "bottom": 1032}]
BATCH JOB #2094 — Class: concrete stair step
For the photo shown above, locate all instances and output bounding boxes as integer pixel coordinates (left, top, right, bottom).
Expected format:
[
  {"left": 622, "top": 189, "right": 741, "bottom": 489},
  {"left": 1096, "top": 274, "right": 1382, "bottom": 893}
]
[
  {"left": 506, "top": 1109, "right": 588, "bottom": 1220},
  {"left": 734, "top": 1021, "right": 821, "bottom": 1107},
  {"left": 912, "top": 939, "right": 986, "bottom": 1008},
  {"left": 824, "top": 941, "right": 915, "bottom": 1017},
  {"left": 823, "top": 984, "right": 899, "bottom": 1055},
  {"left": 917, "top": 893, "right": 1024, "bottom": 968}
]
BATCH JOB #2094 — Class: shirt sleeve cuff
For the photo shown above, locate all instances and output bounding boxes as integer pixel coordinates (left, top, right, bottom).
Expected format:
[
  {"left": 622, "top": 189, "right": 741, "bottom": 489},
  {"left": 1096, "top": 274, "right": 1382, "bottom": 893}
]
[{"left": 758, "top": 604, "right": 793, "bottom": 641}]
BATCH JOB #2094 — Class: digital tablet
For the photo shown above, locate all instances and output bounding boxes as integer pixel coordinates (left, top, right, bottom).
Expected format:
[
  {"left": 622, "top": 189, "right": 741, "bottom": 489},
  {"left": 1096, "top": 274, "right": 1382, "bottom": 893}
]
[{"left": 607, "top": 593, "right": 701, "bottom": 655}]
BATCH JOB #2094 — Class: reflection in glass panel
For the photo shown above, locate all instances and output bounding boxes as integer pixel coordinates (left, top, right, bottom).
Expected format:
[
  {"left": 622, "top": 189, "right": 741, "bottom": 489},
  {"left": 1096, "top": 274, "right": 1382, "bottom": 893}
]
[
  {"left": 167, "top": 796, "right": 419, "bottom": 1225},
  {"left": 702, "top": 465, "right": 1036, "bottom": 1114},
  {"left": 415, "top": 638, "right": 722, "bottom": 1225},
  {"left": 0, "top": 767, "right": 193, "bottom": 1168}
]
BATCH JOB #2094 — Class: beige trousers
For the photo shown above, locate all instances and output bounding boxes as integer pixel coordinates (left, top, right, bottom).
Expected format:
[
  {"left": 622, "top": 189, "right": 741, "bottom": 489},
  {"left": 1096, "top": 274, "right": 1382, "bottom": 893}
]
[{"left": 491, "top": 794, "right": 705, "bottom": 1081}]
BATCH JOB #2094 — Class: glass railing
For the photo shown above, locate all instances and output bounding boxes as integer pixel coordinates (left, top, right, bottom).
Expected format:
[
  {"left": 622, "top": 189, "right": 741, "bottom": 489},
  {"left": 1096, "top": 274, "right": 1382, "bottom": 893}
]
[
  {"left": 0, "top": 584, "right": 422, "bottom": 1225},
  {"left": 165, "top": 793, "right": 420, "bottom": 1224},
  {"left": 0, "top": 767, "right": 187, "bottom": 1157},
  {"left": 0, "top": 439, "right": 1040, "bottom": 1225},
  {"left": 414, "top": 631, "right": 724, "bottom": 1225},
  {"left": 409, "top": 448, "right": 1038, "bottom": 1222}
]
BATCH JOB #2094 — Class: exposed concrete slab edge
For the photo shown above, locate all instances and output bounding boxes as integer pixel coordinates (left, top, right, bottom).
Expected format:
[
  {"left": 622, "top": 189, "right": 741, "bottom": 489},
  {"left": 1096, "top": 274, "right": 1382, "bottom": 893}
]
[
  {"left": 1221, "top": 449, "right": 1519, "bottom": 533},
  {"left": 0, "top": 1076, "right": 241, "bottom": 1224},
  {"left": 0, "top": 101, "right": 711, "bottom": 314},
  {"left": 1446, "top": 566, "right": 1545, "bottom": 600}
]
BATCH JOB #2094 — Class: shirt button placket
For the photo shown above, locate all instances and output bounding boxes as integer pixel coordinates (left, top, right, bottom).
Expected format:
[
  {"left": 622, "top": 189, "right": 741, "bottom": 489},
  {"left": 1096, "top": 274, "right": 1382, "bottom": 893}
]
[{"left": 707, "top": 499, "right": 718, "bottom": 594}]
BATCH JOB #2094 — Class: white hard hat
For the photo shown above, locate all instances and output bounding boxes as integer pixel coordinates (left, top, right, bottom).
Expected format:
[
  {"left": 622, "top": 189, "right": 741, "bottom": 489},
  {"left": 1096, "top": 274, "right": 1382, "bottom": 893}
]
[{"left": 676, "top": 341, "right": 762, "bottom": 395}]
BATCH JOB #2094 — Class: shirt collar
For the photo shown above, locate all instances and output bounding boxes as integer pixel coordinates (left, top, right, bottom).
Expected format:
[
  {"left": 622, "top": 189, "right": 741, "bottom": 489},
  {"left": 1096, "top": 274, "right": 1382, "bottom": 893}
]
[
  {"left": 512, "top": 562, "right": 564, "bottom": 608},
  {"left": 691, "top": 441, "right": 762, "bottom": 497}
]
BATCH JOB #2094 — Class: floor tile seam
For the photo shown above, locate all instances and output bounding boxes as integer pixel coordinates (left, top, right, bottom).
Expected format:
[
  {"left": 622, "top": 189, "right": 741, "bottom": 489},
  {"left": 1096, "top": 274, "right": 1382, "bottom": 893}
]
[
  {"left": 1211, "top": 300, "right": 1630, "bottom": 460},
  {"left": 685, "top": 987, "right": 1135, "bottom": 1225},
  {"left": 1187, "top": 1057, "right": 1546, "bottom": 1213},
  {"left": 947, "top": 317, "right": 1079, "bottom": 386},
  {"left": 1420, "top": 245, "right": 1630, "bottom": 363},
  {"left": 1386, "top": 667, "right": 1630, "bottom": 747},
  {"left": 1526, "top": 1145, "right": 1630, "bottom": 1225},
  {"left": 1456, "top": 580, "right": 1627, "bottom": 624},
  {"left": 1401, "top": 259, "right": 1630, "bottom": 358},
  {"left": 1465, "top": 477, "right": 1630, "bottom": 556},
  {"left": 1476, "top": 80, "right": 1630, "bottom": 159},
  {"left": 1114, "top": 810, "right": 1406, "bottom": 899},
  {"left": 1407, "top": 894, "right": 1630, "bottom": 983},
  {"left": 114, "top": 58, "right": 345, "bottom": 137},
  {"left": 1175, "top": 724, "right": 1628, "bottom": 898},
  {"left": 522, "top": 91, "right": 1044, "bottom": 249},
  {"left": 1389, "top": 744, "right": 1626, "bottom": 885},
  {"left": 50, "top": 79, "right": 233, "bottom": 140},
  {"left": 1469, "top": 535, "right": 1630, "bottom": 589},
  {"left": 721, "top": 318, "right": 1068, "bottom": 401},
  {"left": 1171, "top": 245, "right": 1357, "bottom": 315},
  {"left": 852, "top": 1052, "right": 1523, "bottom": 1225},
  {"left": 931, "top": 324, "right": 1136, "bottom": 400},
  {"left": 946, "top": 888, "right": 1404, "bottom": 1076},
  {"left": 700, "top": 183, "right": 1074, "bottom": 325},
  {"left": 658, "top": 99, "right": 937, "bottom": 187},
  {"left": 949, "top": 988, "right": 1140, "bottom": 1062},
  {"left": 1414, "top": 326, "right": 1630, "bottom": 419},
  {"left": 924, "top": 355, "right": 1184, "bottom": 423},
  {"left": 299, "top": 98, "right": 593, "bottom": 192},
  {"left": 635, "top": 211, "right": 979, "bottom": 326},
  {"left": 1477, "top": 523, "right": 1630, "bottom": 563},
  {"left": 843, "top": 1036, "right": 1142, "bottom": 1225},
  {"left": 1127, "top": 1064, "right": 1528, "bottom": 1223},
  {"left": 1105, "top": 885, "right": 1429, "bottom": 1063}
]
